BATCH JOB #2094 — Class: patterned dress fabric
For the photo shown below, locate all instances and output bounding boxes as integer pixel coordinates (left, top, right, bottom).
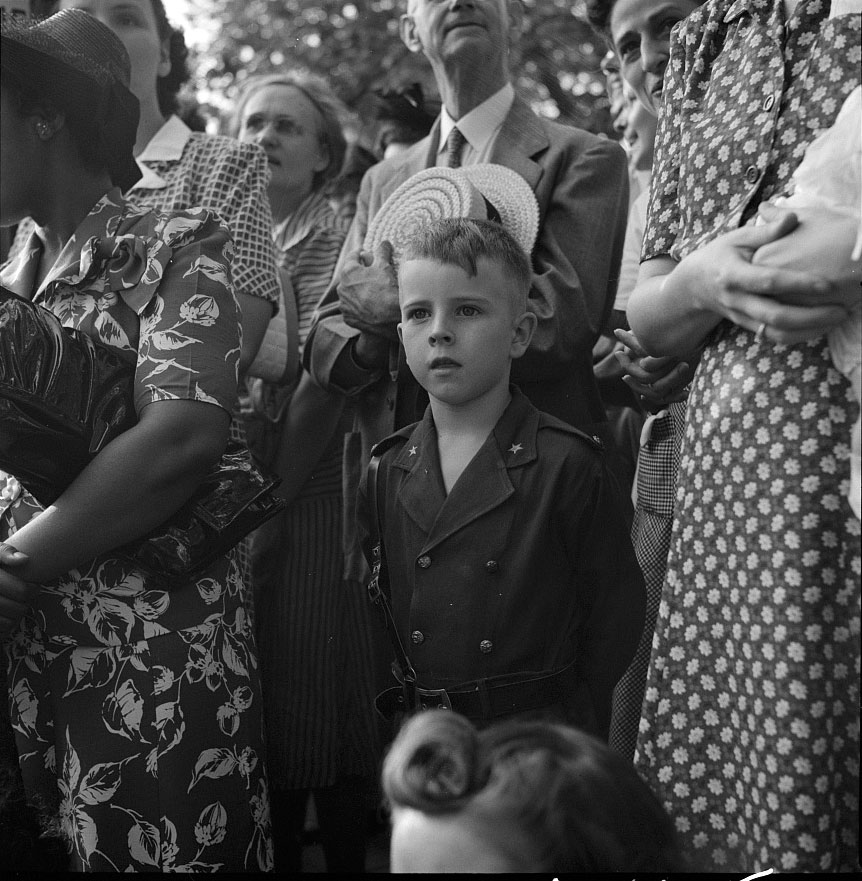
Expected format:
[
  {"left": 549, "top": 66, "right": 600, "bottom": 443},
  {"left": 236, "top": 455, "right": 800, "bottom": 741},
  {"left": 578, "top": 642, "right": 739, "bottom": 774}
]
[
  {"left": 636, "top": 0, "right": 861, "bottom": 872},
  {"left": 251, "top": 192, "right": 383, "bottom": 789},
  {"left": 0, "top": 192, "right": 273, "bottom": 872}
]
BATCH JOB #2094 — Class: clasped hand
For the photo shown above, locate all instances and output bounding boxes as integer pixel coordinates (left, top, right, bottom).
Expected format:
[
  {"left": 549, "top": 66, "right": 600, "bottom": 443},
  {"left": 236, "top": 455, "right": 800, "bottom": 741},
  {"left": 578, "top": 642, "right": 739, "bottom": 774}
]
[
  {"left": 675, "top": 209, "right": 856, "bottom": 346},
  {"left": 614, "top": 328, "right": 698, "bottom": 409},
  {"left": 339, "top": 240, "right": 401, "bottom": 342}
]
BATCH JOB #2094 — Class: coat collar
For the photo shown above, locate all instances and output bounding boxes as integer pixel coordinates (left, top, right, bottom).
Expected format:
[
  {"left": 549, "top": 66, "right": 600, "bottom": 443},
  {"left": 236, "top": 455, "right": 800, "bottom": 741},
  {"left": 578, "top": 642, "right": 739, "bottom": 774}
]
[
  {"left": 377, "top": 92, "right": 548, "bottom": 203},
  {"left": 392, "top": 387, "right": 539, "bottom": 546}
]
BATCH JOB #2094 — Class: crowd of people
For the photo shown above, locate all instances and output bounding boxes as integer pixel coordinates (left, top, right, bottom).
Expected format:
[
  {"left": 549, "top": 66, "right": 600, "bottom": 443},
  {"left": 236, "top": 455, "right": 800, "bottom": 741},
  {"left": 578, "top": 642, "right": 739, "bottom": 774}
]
[{"left": 0, "top": 0, "right": 858, "bottom": 874}]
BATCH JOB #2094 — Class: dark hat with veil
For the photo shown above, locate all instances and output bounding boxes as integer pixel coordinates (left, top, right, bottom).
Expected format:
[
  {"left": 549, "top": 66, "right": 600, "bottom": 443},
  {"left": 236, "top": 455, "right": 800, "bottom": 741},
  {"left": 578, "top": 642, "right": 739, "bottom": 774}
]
[{"left": 0, "top": 8, "right": 141, "bottom": 191}]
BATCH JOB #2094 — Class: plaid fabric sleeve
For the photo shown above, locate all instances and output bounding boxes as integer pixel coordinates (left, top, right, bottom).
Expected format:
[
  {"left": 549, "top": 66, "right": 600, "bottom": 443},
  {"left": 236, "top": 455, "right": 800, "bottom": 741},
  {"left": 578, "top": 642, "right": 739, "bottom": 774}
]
[{"left": 176, "top": 135, "right": 280, "bottom": 308}]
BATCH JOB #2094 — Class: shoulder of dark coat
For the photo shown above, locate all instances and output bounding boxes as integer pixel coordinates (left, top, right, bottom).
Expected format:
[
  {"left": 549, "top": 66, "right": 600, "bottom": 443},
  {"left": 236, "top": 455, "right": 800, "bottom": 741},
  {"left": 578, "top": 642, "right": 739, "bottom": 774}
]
[
  {"left": 536, "top": 411, "right": 604, "bottom": 453},
  {"left": 369, "top": 423, "right": 416, "bottom": 460}
]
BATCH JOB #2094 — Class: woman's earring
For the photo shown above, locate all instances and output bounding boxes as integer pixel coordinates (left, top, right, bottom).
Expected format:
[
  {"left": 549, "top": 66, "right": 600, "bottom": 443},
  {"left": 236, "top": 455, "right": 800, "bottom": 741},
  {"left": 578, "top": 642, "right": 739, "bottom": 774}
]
[{"left": 36, "top": 121, "right": 53, "bottom": 140}]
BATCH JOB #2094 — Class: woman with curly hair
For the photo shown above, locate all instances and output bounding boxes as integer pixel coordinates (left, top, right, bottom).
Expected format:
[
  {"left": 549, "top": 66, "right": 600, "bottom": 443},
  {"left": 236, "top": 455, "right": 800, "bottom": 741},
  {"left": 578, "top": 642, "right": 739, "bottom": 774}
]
[{"left": 382, "top": 710, "right": 688, "bottom": 873}]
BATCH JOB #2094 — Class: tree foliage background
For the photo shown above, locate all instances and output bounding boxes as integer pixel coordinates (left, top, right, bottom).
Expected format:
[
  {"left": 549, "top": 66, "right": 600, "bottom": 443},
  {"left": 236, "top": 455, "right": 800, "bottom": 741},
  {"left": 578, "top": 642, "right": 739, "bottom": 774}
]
[{"left": 177, "top": 0, "right": 615, "bottom": 141}]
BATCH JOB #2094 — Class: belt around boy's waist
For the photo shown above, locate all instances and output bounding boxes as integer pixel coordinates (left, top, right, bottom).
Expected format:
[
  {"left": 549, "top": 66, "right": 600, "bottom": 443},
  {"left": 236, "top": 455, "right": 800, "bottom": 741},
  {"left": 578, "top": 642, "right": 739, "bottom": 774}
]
[{"left": 375, "top": 662, "right": 576, "bottom": 722}]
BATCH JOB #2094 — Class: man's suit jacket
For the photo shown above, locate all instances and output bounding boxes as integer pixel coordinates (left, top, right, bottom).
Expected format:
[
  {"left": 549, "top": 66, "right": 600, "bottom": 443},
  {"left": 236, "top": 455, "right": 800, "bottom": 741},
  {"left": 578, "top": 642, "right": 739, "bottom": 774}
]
[{"left": 304, "top": 95, "right": 629, "bottom": 580}]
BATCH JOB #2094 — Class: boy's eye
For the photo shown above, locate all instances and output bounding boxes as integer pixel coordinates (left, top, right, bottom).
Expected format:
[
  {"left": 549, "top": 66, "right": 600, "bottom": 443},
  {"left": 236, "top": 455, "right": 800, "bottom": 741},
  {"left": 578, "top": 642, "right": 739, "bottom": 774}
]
[
  {"left": 407, "top": 308, "right": 429, "bottom": 320},
  {"left": 276, "top": 119, "right": 300, "bottom": 134},
  {"left": 458, "top": 305, "right": 480, "bottom": 316}
]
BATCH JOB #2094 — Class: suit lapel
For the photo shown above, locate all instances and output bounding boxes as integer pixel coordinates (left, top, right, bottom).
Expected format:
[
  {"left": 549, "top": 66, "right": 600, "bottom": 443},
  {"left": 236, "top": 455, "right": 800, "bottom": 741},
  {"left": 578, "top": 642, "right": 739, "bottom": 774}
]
[{"left": 489, "top": 96, "right": 547, "bottom": 192}]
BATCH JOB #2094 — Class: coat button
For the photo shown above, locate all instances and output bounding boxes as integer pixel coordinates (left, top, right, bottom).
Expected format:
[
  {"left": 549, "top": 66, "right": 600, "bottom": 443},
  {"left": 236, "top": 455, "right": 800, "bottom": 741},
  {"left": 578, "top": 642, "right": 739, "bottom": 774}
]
[
  {"left": 411, "top": 630, "right": 425, "bottom": 645},
  {"left": 745, "top": 164, "right": 760, "bottom": 185},
  {"left": 417, "top": 555, "right": 431, "bottom": 569},
  {"left": 485, "top": 560, "right": 499, "bottom": 574},
  {"left": 479, "top": 640, "right": 493, "bottom": 654},
  {"left": 763, "top": 93, "right": 775, "bottom": 112}
]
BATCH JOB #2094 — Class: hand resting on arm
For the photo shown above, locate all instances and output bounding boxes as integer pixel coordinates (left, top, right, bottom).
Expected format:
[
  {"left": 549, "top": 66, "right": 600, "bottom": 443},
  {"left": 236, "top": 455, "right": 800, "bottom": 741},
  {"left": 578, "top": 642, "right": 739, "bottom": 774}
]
[
  {"left": 0, "top": 398, "right": 229, "bottom": 633},
  {"left": 627, "top": 213, "right": 851, "bottom": 357}
]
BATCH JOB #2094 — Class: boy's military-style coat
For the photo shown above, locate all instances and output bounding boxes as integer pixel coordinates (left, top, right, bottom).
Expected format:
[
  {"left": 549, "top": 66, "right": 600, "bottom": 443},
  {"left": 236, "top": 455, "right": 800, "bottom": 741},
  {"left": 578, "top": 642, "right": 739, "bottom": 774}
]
[{"left": 359, "top": 388, "right": 645, "bottom": 738}]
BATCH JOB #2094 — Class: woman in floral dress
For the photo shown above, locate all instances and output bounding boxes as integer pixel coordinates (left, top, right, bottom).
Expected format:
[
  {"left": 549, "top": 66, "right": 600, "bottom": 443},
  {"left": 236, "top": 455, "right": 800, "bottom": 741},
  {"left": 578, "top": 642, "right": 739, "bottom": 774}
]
[
  {"left": 0, "top": 11, "right": 272, "bottom": 871},
  {"left": 626, "top": 0, "right": 860, "bottom": 872}
]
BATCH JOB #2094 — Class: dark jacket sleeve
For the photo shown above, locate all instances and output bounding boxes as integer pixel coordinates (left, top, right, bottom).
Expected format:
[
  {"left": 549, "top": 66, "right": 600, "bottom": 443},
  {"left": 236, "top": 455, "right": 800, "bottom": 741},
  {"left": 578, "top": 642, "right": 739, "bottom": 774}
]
[{"left": 568, "top": 458, "right": 646, "bottom": 739}]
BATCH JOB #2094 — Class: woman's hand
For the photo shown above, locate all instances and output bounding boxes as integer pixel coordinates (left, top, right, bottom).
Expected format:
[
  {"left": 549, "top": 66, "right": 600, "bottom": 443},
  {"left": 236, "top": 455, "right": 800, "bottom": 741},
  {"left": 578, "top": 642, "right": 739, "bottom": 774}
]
[
  {"left": 4, "top": 399, "right": 229, "bottom": 585},
  {"left": 614, "top": 328, "right": 697, "bottom": 410},
  {"left": 0, "top": 544, "right": 36, "bottom": 636},
  {"left": 628, "top": 214, "right": 851, "bottom": 355},
  {"left": 752, "top": 203, "right": 861, "bottom": 310}
]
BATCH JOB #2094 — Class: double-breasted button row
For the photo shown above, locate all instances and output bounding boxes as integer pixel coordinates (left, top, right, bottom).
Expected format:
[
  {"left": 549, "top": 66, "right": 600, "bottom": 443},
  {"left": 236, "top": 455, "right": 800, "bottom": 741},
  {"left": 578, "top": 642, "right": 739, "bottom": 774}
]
[
  {"left": 416, "top": 555, "right": 500, "bottom": 574},
  {"left": 411, "top": 630, "right": 425, "bottom": 645},
  {"left": 479, "top": 640, "right": 493, "bottom": 654}
]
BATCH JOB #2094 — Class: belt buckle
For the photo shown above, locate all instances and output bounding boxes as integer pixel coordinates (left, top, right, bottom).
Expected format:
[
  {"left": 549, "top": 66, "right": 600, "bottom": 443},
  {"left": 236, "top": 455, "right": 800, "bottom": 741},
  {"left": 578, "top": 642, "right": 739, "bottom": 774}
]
[{"left": 415, "top": 686, "right": 452, "bottom": 711}]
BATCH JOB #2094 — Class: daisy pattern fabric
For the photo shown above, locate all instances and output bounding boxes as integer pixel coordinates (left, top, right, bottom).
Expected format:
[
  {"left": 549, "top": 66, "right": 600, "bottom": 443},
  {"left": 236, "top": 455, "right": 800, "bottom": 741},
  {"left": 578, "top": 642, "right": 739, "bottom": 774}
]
[
  {"left": 0, "top": 191, "right": 273, "bottom": 872},
  {"left": 635, "top": 0, "right": 861, "bottom": 872}
]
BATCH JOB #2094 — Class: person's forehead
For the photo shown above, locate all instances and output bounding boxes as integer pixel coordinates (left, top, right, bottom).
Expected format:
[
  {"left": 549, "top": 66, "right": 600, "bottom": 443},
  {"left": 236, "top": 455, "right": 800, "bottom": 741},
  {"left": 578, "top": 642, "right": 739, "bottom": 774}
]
[{"left": 390, "top": 807, "right": 520, "bottom": 872}]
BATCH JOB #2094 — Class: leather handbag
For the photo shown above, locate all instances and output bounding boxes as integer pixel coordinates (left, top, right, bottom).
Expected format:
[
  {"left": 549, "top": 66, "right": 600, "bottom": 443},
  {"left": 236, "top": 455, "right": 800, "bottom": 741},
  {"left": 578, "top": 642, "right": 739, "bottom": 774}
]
[
  {"left": 0, "top": 286, "right": 136, "bottom": 504},
  {"left": 119, "top": 440, "right": 285, "bottom": 587},
  {"left": 0, "top": 286, "right": 284, "bottom": 583}
]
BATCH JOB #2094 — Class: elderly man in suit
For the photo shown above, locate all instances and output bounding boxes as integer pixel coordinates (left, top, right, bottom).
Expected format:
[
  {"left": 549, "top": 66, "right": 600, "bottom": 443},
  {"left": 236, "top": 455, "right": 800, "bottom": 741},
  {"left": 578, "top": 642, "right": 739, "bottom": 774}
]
[{"left": 305, "top": 0, "right": 629, "bottom": 579}]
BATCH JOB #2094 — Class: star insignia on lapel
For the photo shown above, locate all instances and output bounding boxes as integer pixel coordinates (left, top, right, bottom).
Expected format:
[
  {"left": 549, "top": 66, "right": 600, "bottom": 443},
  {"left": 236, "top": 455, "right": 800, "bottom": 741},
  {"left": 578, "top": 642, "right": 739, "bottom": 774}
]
[
  {"left": 408, "top": 446, "right": 418, "bottom": 456},
  {"left": 508, "top": 443, "right": 523, "bottom": 455}
]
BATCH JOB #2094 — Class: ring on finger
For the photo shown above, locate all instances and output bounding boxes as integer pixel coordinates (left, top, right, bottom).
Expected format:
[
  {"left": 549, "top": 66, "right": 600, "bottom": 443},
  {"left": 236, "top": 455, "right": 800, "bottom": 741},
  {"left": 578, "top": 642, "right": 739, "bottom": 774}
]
[{"left": 754, "top": 321, "right": 768, "bottom": 344}]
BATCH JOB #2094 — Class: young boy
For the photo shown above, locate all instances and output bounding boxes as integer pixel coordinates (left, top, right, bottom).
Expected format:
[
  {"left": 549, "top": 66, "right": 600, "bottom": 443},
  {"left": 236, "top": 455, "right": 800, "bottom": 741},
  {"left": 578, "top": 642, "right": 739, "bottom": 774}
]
[{"left": 358, "top": 219, "right": 645, "bottom": 739}]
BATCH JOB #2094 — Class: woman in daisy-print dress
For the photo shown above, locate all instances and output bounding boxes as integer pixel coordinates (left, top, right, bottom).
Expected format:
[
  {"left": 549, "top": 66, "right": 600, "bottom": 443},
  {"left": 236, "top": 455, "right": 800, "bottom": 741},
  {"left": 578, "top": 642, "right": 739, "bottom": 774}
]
[
  {"left": 0, "top": 11, "right": 271, "bottom": 872},
  {"left": 625, "top": 0, "right": 860, "bottom": 873}
]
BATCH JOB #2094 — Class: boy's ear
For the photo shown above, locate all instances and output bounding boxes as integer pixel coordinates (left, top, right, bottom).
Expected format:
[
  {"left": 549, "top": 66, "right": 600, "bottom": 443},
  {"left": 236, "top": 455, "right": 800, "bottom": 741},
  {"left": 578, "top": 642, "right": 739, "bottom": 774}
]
[
  {"left": 397, "top": 323, "right": 405, "bottom": 345},
  {"left": 510, "top": 311, "right": 537, "bottom": 359}
]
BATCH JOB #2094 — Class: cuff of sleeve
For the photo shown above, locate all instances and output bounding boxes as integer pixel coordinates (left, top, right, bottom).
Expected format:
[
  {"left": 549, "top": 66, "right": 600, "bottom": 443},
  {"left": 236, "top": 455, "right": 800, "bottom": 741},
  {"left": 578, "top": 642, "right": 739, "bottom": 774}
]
[{"left": 329, "top": 339, "right": 383, "bottom": 393}]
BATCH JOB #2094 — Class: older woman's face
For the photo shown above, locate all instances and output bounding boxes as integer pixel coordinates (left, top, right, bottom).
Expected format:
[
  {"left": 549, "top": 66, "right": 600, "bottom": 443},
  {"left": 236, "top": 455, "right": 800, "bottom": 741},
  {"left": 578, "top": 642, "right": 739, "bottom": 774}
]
[
  {"left": 238, "top": 84, "right": 330, "bottom": 204},
  {"left": 609, "top": 0, "right": 701, "bottom": 115},
  {"left": 59, "top": 0, "right": 169, "bottom": 104}
]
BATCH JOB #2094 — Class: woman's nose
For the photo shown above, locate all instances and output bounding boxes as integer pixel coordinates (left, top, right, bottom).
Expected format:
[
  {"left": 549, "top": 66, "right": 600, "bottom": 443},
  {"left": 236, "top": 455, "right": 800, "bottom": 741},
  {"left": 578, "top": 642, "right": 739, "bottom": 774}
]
[{"left": 255, "top": 122, "right": 277, "bottom": 146}]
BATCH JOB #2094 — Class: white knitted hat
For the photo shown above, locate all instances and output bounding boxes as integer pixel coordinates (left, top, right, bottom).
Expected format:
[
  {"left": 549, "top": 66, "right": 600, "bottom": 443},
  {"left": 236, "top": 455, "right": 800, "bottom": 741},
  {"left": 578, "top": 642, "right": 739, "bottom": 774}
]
[{"left": 364, "top": 164, "right": 539, "bottom": 263}]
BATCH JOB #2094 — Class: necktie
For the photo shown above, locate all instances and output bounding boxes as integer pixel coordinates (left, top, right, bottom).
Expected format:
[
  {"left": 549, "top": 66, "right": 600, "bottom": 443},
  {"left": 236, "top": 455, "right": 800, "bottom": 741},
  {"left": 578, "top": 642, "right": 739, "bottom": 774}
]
[{"left": 446, "top": 126, "right": 465, "bottom": 168}]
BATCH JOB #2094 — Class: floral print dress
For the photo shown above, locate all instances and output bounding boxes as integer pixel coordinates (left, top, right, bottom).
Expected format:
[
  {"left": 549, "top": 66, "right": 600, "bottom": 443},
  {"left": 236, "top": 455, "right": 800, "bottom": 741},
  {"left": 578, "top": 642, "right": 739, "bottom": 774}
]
[
  {"left": 0, "top": 191, "right": 273, "bottom": 872},
  {"left": 635, "top": 0, "right": 860, "bottom": 872}
]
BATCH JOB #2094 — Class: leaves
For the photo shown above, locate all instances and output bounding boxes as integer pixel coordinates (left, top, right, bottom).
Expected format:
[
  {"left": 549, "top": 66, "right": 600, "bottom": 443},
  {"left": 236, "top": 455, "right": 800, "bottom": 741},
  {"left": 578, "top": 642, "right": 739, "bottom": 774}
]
[
  {"left": 128, "top": 819, "right": 161, "bottom": 867},
  {"left": 150, "top": 329, "right": 202, "bottom": 350},
  {"left": 66, "top": 647, "right": 117, "bottom": 695},
  {"left": 78, "top": 760, "right": 125, "bottom": 805},
  {"left": 188, "top": 748, "right": 238, "bottom": 792},
  {"left": 10, "top": 677, "right": 39, "bottom": 737},
  {"left": 182, "top": 0, "right": 614, "bottom": 135},
  {"left": 103, "top": 678, "right": 145, "bottom": 741},
  {"left": 88, "top": 596, "right": 136, "bottom": 646}
]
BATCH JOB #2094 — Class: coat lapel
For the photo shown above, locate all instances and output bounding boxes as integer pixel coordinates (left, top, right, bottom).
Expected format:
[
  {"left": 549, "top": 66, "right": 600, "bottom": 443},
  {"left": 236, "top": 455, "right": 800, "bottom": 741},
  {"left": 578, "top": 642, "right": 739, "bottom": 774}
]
[
  {"left": 394, "top": 411, "right": 447, "bottom": 536},
  {"left": 412, "top": 389, "right": 539, "bottom": 552},
  {"left": 489, "top": 96, "right": 548, "bottom": 192}
]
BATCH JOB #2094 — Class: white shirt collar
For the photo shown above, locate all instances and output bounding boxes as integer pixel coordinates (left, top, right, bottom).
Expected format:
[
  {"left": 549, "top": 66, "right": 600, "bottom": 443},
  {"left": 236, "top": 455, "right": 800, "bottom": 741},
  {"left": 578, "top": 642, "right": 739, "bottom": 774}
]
[
  {"left": 130, "top": 115, "right": 193, "bottom": 190},
  {"left": 438, "top": 83, "right": 514, "bottom": 159}
]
